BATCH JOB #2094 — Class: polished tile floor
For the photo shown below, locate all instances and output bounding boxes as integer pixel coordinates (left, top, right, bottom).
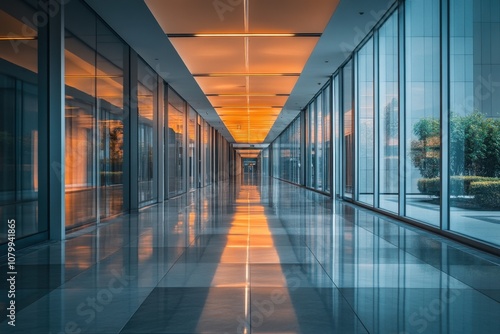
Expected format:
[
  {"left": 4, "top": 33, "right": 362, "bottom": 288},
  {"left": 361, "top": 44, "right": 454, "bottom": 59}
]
[{"left": 1, "top": 175, "right": 500, "bottom": 333}]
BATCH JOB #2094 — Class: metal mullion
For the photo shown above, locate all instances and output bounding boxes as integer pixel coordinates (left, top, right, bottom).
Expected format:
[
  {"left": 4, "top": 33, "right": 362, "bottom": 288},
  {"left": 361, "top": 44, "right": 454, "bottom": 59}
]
[
  {"left": 398, "top": 0, "right": 406, "bottom": 217},
  {"left": 374, "top": 32, "right": 380, "bottom": 209},
  {"left": 441, "top": 0, "right": 450, "bottom": 231}
]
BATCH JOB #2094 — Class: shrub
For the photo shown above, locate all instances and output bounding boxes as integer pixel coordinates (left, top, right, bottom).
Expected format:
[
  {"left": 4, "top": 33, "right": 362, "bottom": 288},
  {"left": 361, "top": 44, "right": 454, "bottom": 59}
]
[
  {"left": 412, "top": 112, "right": 500, "bottom": 179},
  {"left": 417, "top": 178, "right": 440, "bottom": 196},
  {"left": 417, "top": 176, "right": 498, "bottom": 196},
  {"left": 449, "top": 176, "right": 497, "bottom": 196},
  {"left": 470, "top": 181, "right": 500, "bottom": 208}
]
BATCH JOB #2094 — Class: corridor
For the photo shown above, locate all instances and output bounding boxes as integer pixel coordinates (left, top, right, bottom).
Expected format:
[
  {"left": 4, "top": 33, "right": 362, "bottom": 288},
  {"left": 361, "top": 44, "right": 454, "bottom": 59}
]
[{"left": 1, "top": 176, "right": 500, "bottom": 333}]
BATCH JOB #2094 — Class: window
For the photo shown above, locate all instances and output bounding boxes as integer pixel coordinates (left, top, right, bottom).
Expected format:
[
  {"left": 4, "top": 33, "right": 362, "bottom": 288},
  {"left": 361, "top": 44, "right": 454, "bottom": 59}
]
[
  {"left": 404, "top": 0, "right": 441, "bottom": 226},
  {"left": 357, "top": 38, "right": 375, "bottom": 205},
  {"left": 448, "top": 0, "right": 500, "bottom": 246},
  {"left": 378, "top": 11, "right": 399, "bottom": 213},
  {"left": 0, "top": 1, "right": 40, "bottom": 242},
  {"left": 343, "top": 60, "right": 354, "bottom": 198}
]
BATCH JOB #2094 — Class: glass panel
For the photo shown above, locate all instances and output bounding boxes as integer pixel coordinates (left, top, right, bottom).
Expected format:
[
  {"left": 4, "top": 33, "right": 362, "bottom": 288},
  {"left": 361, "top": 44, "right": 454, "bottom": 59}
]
[
  {"left": 278, "top": 129, "right": 284, "bottom": 179},
  {"left": 167, "top": 87, "right": 186, "bottom": 197},
  {"left": 204, "top": 120, "right": 211, "bottom": 186},
  {"left": 261, "top": 148, "right": 269, "bottom": 177},
  {"left": 137, "top": 59, "right": 157, "bottom": 204},
  {"left": 343, "top": 60, "right": 354, "bottom": 198},
  {"left": 65, "top": 1, "right": 97, "bottom": 228},
  {"left": 378, "top": 11, "right": 399, "bottom": 213},
  {"left": 188, "top": 106, "right": 196, "bottom": 190},
  {"left": 293, "top": 117, "right": 301, "bottom": 184},
  {"left": 316, "top": 93, "right": 324, "bottom": 191},
  {"left": 308, "top": 104, "right": 316, "bottom": 188},
  {"left": 323, "top": 85, "right": 331, "bottom": 194},
  {"left": 97, "top": 20, "right": 124, "bottom": 217},
  {"left": 333, "top": 75, "right": 341, "bottom": 196},
  {"left": 449, "top": 0, "right": 500, "bottom": 246},
  {"left": 357, "top": 39, "right": 375, "bottom": 206},
  {"left": 0, "top": 1, "right": 40, "bottom": 242},
  {"left": 276, "top": 117, "right": 301, "bottom": 184},
  {"left": 405, "top": 0, "right": 441, "bottom": 225}
]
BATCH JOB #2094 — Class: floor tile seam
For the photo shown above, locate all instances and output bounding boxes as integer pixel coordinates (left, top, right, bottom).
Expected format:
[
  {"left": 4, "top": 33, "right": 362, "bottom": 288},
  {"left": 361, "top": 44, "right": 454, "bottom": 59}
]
[
  {"left": 302, "top": 242, "right": 372, "bottom": 333},
  {"left": 349, "top": 221, "right": 500, "bottom": 299},
  {"left": 247, "top": 189, "right": 253, "bottom": 334},
  {"left": 270, "top": 181, "right": 372, "bottom": 329},
  {"left": 340, "top": 200, "right": 500, "bottom": 265},
  {"left": 282, "top": 181, "right": 500, "bottom": 310},
  {"left": 153, "top": 229, "right": 214, "bottom": 286},
  {"left": 114, "top": 287, "right": 159, "bottom": 334},
  {"left": 296, "top": 200, "right": 500, "bottom": 305},
  {"left": 0, "top": 240, "right": 64, "bottom": 264}
]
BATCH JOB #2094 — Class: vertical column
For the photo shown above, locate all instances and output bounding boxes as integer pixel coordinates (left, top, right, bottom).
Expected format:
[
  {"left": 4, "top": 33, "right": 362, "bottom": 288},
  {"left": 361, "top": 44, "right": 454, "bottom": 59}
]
[
  {"left": 39, "top": 0, "right": 65, "bottom": 241},
  {"left": 124, "top": 50, "right": 139, "bottom": 212}
]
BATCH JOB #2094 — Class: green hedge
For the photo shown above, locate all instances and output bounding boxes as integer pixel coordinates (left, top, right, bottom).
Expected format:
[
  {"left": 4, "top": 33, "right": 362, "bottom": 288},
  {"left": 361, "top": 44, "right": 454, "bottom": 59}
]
[
  {"left": 470, "top": 181, "right": 500, "bottom": 208},
  {"left": 100, "top": 171, "right": 123, "bottom": 184},
  {"left": 417, "top": 176, "right": 498, "bottom": 196},
  {"left": 417, "top": 177, "right": 441, "bottom": 196}
]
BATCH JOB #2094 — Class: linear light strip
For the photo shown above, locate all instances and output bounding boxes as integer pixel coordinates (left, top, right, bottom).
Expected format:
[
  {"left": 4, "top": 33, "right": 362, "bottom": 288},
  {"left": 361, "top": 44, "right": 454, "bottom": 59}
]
[
  {"left": 207, "top": 94, "right": 289, "bottom": 97},
  {"left": 0, "top": 36, "right": 37, "bottom": 41},
  {"left": 65, "top": 75, "right": 123, "bottom": 78},
  {"left": 194, "top": 73, "right": 300, "bottom": 77},
  {"left": 214, "top": 106, "right": 283, "bottom": 109},
  {"left": 167, "top": 33, "right": 321, "bottom": 38}
]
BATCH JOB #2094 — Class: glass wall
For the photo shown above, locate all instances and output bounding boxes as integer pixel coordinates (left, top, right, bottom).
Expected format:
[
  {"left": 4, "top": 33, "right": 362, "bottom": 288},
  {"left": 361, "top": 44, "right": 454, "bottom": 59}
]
[
  {"left": 203, "top": 120, "right": 211, "bottom": 186},
  {"left": 404, "top": 0, "right": 440, "bottom": 226},
  {"left": 268, "top": 0, "right": 500, "bottom": 250},
  {"left": 0, "top": 0, "right": 235, "bottom": 248},
  {"left": 315, "top": 95, "right": 324, "bottom": 190},
  {"left": 357, "top": 38, "right": 375, "bottom": 205},
  {"left": 343, "top": 59, "right": 354, "bottom": 199},
  {"left": 333, "top": 74, "right": 341, "bottom": 197},
  {"left": 306, "top": 104, "right": 315, "bottom": 188},
  {"left": 0, "top": 0, "right": 41, "bottom": 242},
  {"left": 97, "top": 20, "right": 125, "bottom": 218},
  {"left": 137, "top": 59, "right": 157, "bottom": 204},
  {"left": 323, "top": 85, "right": 332, "bottom": 194},
  {"left": 378, "top": 11, "right": 399, "bottom": 213},
  {"left": 303, "top": 85, "right": 331, "bottom": 193},
  {"left": 64, "top": 0, "right": 127, "bottom": 227},
  {"left": 448, "top": 0, "right": 500, "bottom": 245},
  {"left": 261, "top": 147, "right": 270, "bottom": 178},
  {"left": 167, "top": 87, "right": 186, "bottom": 197},
  {"left": 188, "top": 106, "right": 197, "bottom": 190},
  {"left": 276, "top": 117, "right": 301, "bottom": 184},
  {"left": 65, "top": 1, "right": 98, "bottom": 228}
]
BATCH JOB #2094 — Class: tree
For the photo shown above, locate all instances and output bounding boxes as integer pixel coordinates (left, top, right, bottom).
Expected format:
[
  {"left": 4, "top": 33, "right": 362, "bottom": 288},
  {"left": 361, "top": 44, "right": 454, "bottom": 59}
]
[
  {"left": 412, "top": 112, "right": 500, "bottom": 179},
  {"left": 410, "top": 117, "right": 440, "bottom": 178}
]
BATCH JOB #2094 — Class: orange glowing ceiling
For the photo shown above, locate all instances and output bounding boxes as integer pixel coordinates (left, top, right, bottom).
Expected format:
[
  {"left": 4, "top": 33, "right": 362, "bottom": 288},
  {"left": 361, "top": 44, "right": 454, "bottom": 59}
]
[{"left": 145, "top": 0, "right": 339, "bottom": 143}]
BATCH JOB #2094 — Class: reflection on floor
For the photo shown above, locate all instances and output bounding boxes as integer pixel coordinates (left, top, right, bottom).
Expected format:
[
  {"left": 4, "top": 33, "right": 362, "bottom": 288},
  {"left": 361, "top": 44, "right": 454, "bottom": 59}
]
[{"left": 1, "top": 175, "right": 500, "bottom": 333}]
